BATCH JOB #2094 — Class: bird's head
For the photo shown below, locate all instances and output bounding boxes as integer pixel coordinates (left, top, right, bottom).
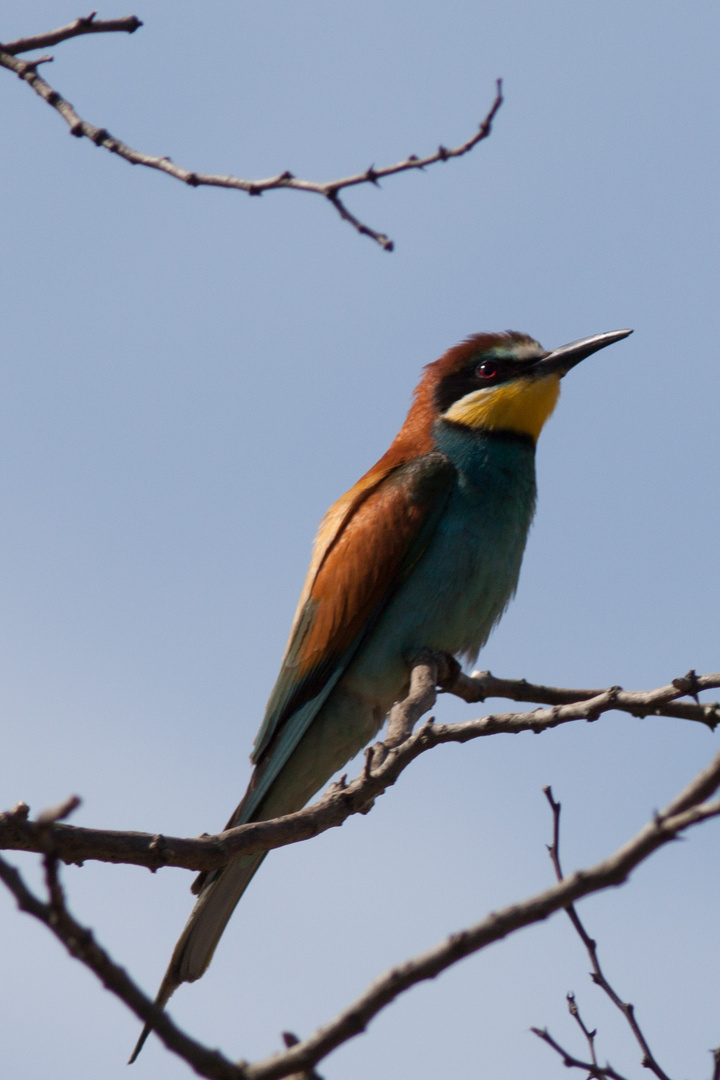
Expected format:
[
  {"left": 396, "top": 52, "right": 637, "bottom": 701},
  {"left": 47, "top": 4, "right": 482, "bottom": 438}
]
[
  {"left": 425, "top": 328, "right": 633, "bottom": 443},
  {"left": 369, "top": 328, "right": 632, "bottom": 479}
]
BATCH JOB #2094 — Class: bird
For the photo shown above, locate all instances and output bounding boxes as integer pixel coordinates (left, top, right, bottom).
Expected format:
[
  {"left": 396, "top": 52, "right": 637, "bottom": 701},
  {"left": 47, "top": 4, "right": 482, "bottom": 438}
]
[{"left": 130, "top": 326, "right": 632, "bottom": 1060}]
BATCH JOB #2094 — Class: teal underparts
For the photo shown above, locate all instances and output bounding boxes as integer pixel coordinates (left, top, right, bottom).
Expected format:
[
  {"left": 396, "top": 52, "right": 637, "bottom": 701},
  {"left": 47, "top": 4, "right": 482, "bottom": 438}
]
[{"left": 347, "top": 420, "right": 538, "bottom": 698}]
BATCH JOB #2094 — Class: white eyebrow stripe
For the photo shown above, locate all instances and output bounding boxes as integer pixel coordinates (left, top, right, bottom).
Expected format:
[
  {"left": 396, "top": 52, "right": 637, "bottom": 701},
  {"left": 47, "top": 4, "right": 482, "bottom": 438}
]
[{"left": 489, "top": 340, "right": 545, "bottom": 361}]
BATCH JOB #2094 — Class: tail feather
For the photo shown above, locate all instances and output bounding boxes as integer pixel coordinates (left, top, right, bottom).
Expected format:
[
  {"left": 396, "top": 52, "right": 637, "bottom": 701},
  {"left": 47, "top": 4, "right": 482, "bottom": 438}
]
[
  {"left": 129, "top": 681, "right": 378, "bottom": 1063},
  {"left": 128, "top": 852, "right": 266, "bottom": 1063}
]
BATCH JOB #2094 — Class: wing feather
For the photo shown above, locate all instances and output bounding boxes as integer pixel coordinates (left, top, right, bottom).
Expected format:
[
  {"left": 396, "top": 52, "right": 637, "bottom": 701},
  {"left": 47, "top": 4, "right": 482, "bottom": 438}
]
[{"left": 251, "top": 452, "right": 454, "bottom": 766}]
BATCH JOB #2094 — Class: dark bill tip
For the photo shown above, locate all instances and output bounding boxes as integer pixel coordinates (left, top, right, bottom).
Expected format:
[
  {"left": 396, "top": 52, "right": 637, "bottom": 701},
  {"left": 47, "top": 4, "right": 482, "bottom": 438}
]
[{"left": 536, "top": 328, "right": 633, "bottom": 377}]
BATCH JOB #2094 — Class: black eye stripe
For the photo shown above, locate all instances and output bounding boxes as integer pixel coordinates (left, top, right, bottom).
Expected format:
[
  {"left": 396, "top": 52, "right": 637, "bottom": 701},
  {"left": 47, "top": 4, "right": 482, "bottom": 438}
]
[
  {"left": 432, "top": 351, "right": 546, "bottom": 413},
  {"left": 434, "top": 358, "right": 512, "bottom": 412}
]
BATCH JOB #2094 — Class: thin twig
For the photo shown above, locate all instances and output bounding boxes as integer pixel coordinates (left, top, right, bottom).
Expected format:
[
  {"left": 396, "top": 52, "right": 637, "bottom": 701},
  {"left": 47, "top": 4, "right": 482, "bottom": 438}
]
[
  {"left": 567, "top": 993, "right": 599, "bottom": 1070},
  {"left": 0, "top": 15, "right": 503, "bottom": 250},
  {"left": 543, "top": 788, "right": 673, "bottom": 1080},
  {"left": 0, "top": 12, "right": 143, "bottom": 55},
  {"left": 238, "top": 766, "right": 720, "bottom": 1080},
  {"left": 531, "top": 1026, "right": 631, "bottom": 1080},
  {"left": 36, "top": 794, "right": 81, "bottom": 825},
  {"left": 2, "top": 670, "right": 717, "bottom": 872}
]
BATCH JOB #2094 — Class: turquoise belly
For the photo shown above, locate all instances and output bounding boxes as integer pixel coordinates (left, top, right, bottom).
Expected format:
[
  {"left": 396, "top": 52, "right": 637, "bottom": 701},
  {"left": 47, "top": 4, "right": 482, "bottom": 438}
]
[{"left": 344, "top": 425, "right": 537, "bottom": 709}]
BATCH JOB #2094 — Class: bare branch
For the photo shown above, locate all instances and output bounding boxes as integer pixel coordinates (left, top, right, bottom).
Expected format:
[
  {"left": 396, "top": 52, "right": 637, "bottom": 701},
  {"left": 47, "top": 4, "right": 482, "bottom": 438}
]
[
  {"left": 542, "top": 787, "right": 673, "bottom": 1080},
  {"left": 567, "top": 993, "right": 599, "bottom": 1070},
  {"left": 531, "top": 1026, "right": 631, "bottom": 1080},
  {"left": 0, "top": 12, "right": 142, "bottom": 54},
  {"left": 0, "top": 12, "right": 142, "bottom": 55},
  {"left": 35, "top": 793, "right": 81, "bottom": 825},
  {"left": 383, "top": 653, "right": 437, "bottom": 750},
  {"left": 0, "top": 16, "right": 503, "bottom": 250},
  {"left": 2, "top": 669, "right": 717, "bottom": 872},
  {"left": 279, "top": 1033, "right": 324, "bottom": 1080},
  {"left": 452, "top": 669, "right": 720, "bottom": 729},
  {"left": 3, "top": 732, "right": 720, "bottom": 1079},
  {"left": 238, "top": 761, "right": 720, "bottom": 1080},
  {"left": 0, "top": 854, "right": 245, "bottom": 1079}
]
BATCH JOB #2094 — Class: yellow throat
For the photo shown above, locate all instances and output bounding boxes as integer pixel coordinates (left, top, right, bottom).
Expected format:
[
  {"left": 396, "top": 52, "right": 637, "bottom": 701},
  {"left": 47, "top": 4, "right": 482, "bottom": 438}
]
[{"left": 442, "top": 373, "right": 561, "bottom": 442}]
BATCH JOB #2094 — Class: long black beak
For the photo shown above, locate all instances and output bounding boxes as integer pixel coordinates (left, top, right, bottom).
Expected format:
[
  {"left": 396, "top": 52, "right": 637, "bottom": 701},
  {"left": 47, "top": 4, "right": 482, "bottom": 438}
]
[{"left": 535, "top": 328, "right": 633, "bottom": 377}]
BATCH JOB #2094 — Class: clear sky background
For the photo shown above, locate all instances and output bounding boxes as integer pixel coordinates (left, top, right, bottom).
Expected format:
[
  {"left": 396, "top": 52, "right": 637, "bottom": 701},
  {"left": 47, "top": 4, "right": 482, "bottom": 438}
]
[{"left": 2, "top": 3, "right": 719, "bottom": 1078}]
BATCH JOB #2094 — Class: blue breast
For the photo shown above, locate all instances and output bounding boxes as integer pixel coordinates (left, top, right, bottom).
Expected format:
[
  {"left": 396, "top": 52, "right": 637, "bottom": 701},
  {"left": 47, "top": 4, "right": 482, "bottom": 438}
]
[{"left": 347, "top": 420, "right": 537, "bottom": 703}]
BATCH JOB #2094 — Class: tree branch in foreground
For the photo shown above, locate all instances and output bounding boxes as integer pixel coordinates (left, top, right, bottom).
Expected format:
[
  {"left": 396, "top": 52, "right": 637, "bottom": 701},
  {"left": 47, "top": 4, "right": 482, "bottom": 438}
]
[
  {"left": 0, "top": 797, "right": 243, "bottom": 1080},
  {"left": 535, "top": 787, "right": 720, "bottom": 1080},
  {"left": 3, "top": 741, "right": 720, "bottom": 1079},
  {"left": 2, "top": 667, "right": 717, "bottom": 873},
  {"left": 535, "top": 787, "right": 672, "bottom": 1080},
  {"left": 0, "top": 12, "right": 503, "bottom": 250}
]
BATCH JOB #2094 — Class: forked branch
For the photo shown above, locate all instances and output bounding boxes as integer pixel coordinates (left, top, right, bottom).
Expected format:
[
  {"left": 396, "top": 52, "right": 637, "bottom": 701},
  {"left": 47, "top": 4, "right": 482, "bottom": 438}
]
[
  {"left": 2, "top": 741, "right": 720, "bottom": 1079},
  {"left": 536, "top": 774, "right": 720, "bottom": 1080},
  {"left": 0, "top": 12, "right": 503, "bottom": 250},
  {"left": 2, "top": 667, "right": 717, "bottom": 872},
  {"left": 537, "top": 787, "right": 673, "bottom": 1080}
]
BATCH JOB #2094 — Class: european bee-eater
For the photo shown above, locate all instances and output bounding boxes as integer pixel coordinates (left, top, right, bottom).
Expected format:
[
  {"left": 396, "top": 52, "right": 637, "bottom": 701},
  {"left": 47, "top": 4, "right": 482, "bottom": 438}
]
[{"left": 131, "top": 327, "right": 632, "bottom": 1059}]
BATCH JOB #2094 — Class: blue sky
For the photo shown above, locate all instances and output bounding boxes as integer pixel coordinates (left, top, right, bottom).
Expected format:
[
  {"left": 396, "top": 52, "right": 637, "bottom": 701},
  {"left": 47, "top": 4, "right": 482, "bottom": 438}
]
[{"left": 1, "top": 3, "right": 719, "bottom": 1078}]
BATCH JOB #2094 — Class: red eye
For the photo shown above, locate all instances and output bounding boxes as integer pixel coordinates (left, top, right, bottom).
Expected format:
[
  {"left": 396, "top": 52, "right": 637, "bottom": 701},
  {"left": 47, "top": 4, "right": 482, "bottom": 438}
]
[{"left": 477, "top": 361, "right": 498, "bottom": 379}]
